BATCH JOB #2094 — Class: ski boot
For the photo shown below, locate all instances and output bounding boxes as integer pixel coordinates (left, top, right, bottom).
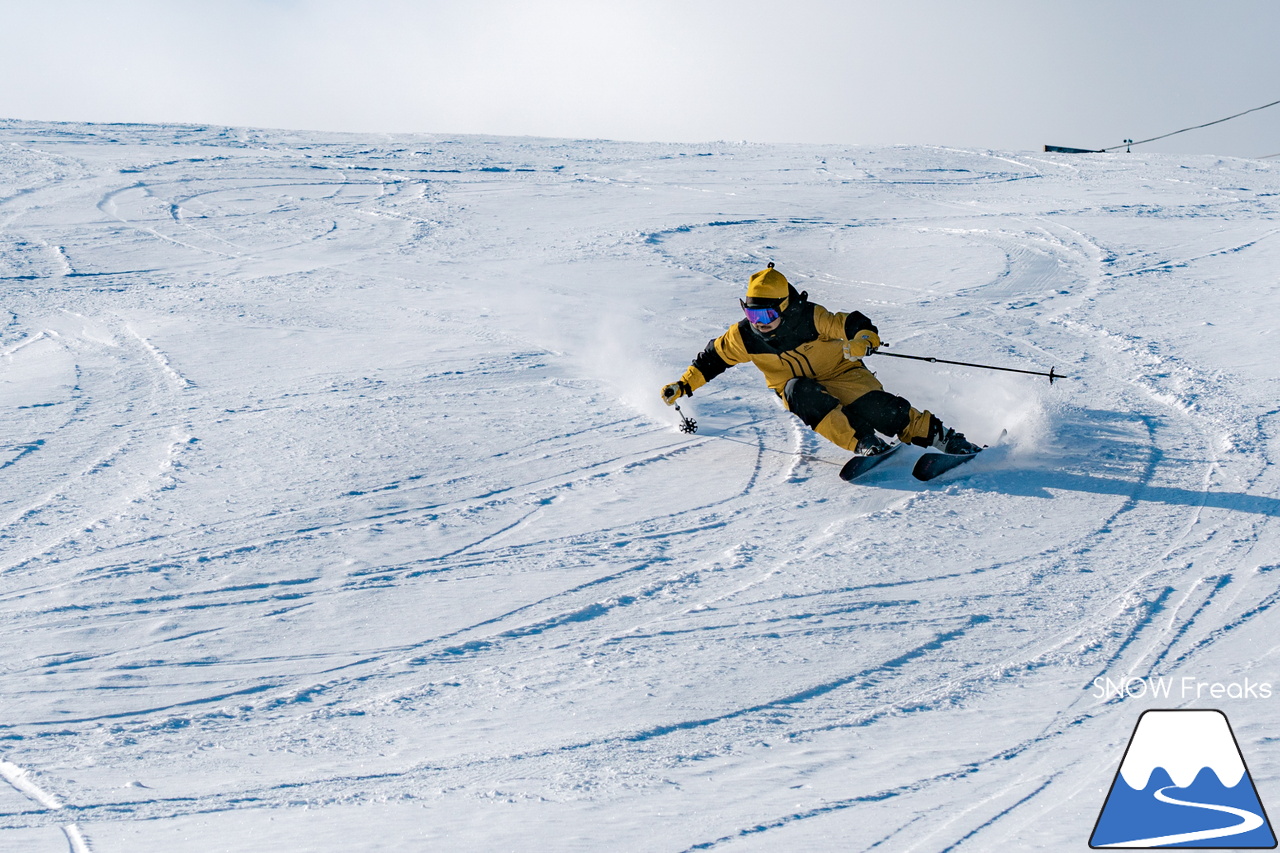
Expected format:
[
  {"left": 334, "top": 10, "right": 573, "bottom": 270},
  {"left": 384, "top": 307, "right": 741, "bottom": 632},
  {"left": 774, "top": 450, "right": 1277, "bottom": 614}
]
[
  {"left": 933, "top": 427, "right": 981, "bottom": 455},
  {"left": 856, "top": 433, "right": 891, "bottom": 456}
]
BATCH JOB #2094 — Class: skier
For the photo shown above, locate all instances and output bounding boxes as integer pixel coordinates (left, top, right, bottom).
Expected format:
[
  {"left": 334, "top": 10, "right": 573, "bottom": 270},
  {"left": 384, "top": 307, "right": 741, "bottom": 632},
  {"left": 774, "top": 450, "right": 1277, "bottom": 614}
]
[{"left": 660, "top": 263, "right": 980, "bottom": 460}]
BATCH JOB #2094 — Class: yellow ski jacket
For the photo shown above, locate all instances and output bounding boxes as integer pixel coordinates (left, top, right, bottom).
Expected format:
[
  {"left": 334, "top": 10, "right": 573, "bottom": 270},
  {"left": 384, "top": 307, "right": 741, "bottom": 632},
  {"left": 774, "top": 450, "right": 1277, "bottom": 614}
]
[{"left": 679, "top": 297, "right": 879, "bottom": 397}]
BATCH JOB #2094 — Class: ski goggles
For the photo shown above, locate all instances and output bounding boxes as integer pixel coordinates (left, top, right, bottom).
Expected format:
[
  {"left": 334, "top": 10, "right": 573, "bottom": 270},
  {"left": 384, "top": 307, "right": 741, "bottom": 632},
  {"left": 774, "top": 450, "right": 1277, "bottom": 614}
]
[{"left": 740, "top": 300, "right": 781, "bottom": 325}]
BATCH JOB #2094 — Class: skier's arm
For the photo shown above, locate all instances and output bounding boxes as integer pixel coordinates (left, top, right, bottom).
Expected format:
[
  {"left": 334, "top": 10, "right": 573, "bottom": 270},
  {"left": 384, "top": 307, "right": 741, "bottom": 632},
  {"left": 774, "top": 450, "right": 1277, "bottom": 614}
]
[
  {"left": 814, "top": 305, "right": 881, "bottom": 360},
  {"left": 842, "top": 310, "right": 878, "bottom": 339},
  {"left": 685, "top": 327, "right": 749, "bottom": 391},
  {"left": 661, "top": 327, "right": 747, "bottom": 404},
  {"left": 812, "top": 304, "right": 879, "bottom": 340}
]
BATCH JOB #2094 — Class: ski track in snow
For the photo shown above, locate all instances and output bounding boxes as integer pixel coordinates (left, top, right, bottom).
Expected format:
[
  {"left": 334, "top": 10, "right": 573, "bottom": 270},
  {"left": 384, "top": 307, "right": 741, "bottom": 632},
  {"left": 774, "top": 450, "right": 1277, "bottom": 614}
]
[{"left": 1, "top": 122, "right": 1279, "bottom": 850}]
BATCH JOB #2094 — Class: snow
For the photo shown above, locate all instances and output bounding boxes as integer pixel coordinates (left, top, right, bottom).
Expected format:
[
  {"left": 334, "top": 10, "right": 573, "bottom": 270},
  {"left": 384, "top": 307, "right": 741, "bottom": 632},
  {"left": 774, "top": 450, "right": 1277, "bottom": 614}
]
[{"left": 2, "top": 119, "right": 1279, "bottom": 851}]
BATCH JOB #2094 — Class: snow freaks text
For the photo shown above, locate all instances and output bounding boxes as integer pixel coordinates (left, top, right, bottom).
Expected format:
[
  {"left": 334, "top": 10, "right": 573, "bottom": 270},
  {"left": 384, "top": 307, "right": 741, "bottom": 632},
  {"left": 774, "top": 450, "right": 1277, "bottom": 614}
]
[{"left": 1092, "top": 676, "right": 1274, "bottom": 701}]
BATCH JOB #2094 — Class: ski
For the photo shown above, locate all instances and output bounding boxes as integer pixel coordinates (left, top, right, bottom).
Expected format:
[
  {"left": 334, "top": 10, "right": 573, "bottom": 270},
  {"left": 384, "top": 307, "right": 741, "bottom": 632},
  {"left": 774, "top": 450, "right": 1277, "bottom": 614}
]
[
  {"left": 912, "top": 430, "right": 1005, "bottom": 481},
  {"left": 839, "top": 441, "right": 904, "bottom": 482},
  {"left": 912, "top": 450, "right": 979, "bottom": 481}
]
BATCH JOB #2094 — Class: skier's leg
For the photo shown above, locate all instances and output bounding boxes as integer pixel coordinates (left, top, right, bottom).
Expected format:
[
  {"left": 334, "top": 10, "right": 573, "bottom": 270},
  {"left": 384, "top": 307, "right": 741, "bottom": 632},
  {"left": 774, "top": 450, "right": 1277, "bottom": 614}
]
[
  {"left": 841, "top": 390, "right": 913, "bottom": 441},
  {"left": 911, "top": 413, "right": 982, "bottom": 453},
  {"left": 782, "top": 377, "right": 860, "bottom": 452},
  {"left": 787, "top": 373, "right": 972, "bottom": 453},
  {"left": 900, "top": 409, "right": 940, "bottom": 447},
  {"left": 897, "top": 408, "right": 980, "bottom": 453},
  {"left": 840, "top": 387, "right": 968, "bottom": 449}
]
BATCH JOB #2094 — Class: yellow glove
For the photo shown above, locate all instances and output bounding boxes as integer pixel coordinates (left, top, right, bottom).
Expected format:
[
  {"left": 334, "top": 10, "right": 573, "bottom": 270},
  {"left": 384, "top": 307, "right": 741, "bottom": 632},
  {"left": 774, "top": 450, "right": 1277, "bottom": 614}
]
[
  {"left": 661, "top": 381, "right": 691, "bottom": 406},
  {"left": 842, "top": 329, "right": 881, "bottom": 361}
]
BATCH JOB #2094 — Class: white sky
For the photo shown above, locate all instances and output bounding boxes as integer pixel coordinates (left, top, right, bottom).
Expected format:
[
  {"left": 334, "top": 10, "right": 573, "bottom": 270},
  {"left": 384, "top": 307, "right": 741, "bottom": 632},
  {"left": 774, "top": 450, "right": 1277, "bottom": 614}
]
[{"left": 4, "top": 0, "right": 1280, "bottom": 156}]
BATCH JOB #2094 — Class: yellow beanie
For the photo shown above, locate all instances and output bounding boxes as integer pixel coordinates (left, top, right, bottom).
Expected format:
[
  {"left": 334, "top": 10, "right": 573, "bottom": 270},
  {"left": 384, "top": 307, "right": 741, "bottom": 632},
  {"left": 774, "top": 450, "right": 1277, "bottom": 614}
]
[{"left": 746, "top": 263, "right": 789, "bottom": 302}]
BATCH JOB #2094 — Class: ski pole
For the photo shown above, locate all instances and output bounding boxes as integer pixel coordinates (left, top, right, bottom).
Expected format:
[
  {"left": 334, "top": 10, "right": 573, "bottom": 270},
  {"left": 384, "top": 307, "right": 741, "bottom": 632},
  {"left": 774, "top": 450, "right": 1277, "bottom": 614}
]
[
  {"left": 873, "top": 346, "right": 1066, "bottom": 384},
  {"left": 674, "top": 403, "right": 698, "bottom": 434}
]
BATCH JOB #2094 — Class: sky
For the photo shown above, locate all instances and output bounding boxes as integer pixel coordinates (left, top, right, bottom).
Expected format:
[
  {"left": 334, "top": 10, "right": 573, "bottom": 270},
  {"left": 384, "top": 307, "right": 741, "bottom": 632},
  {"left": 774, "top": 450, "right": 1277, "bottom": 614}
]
[{"left": 3, "top": 0, "right": 1280, "bottom": 157}]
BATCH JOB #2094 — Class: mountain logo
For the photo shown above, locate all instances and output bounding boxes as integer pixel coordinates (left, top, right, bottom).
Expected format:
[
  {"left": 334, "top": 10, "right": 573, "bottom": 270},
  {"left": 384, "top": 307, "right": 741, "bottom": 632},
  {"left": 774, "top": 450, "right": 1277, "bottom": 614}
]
[{"left": 1090, "top": 709, "right": 1276, "bottom": 848}]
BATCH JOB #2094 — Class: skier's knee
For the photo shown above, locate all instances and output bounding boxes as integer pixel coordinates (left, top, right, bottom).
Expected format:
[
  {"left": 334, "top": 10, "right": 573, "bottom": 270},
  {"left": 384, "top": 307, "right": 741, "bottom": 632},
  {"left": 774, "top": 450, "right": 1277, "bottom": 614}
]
[
  {"left": 843, "top": 390, "right": 911, "bottom": 438},
  {"left": 783, "top": 377, "right": 839, "bottom": 429}
]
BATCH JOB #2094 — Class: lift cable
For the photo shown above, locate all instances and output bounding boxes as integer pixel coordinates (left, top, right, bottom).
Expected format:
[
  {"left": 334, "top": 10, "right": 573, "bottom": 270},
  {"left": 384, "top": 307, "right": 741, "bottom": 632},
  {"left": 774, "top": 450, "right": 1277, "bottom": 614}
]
[{"left": 1101, "top": 97, "right": 1280, "bottom": 152}]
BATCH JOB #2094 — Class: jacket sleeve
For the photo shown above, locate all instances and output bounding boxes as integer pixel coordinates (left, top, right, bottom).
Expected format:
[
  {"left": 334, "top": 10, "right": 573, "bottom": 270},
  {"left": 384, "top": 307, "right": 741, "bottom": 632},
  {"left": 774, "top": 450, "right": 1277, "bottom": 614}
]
[
  {"left": 843, "top": 310, "right": 878, "bottom": 339},
  {"left": 680, "top": 325, "right": 748, "bottom": 392},
  {"left": 812, "top": 304, "right": 879, "bottom": 340}
]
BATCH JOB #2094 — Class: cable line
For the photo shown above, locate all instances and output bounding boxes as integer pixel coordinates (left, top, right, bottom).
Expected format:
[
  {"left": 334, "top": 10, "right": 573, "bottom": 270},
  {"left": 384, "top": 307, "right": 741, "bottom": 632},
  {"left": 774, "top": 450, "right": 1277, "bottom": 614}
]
[{"left": 1102, "top": 97, "right": 1280, "bottom": 152}]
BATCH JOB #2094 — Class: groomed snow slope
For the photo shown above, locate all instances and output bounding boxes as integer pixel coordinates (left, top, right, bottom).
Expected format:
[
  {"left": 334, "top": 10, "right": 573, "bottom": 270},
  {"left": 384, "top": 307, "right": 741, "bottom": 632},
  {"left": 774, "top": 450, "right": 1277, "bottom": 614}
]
[{"left": 1, "top": 120, "right": 1279, "bottom": 852}]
